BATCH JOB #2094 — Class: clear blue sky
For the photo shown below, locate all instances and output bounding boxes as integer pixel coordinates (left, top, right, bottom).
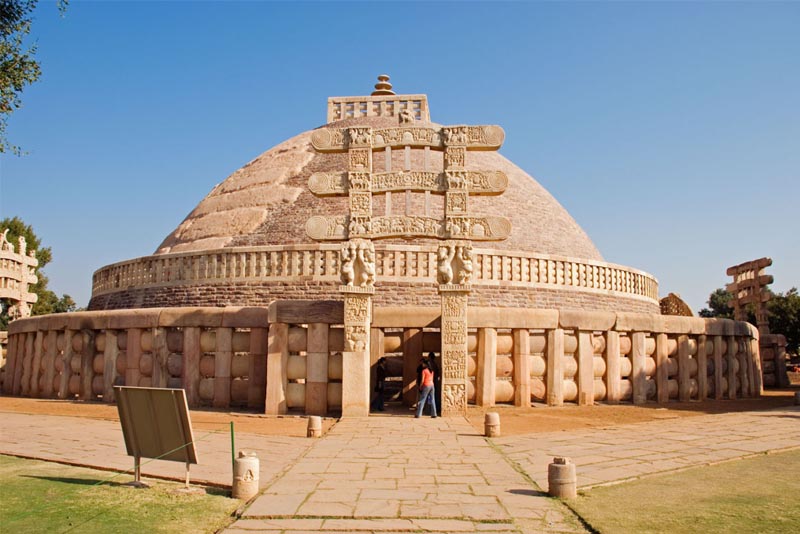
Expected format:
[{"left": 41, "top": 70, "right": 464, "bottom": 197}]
[{"left": 1, "top": 1, "right": 798, "bottom": 311}]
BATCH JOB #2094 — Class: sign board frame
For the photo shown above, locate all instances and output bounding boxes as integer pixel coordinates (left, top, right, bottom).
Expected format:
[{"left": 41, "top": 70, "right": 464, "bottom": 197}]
[{"left": 115, "top": 386, "right": 198, "bottom": 485}]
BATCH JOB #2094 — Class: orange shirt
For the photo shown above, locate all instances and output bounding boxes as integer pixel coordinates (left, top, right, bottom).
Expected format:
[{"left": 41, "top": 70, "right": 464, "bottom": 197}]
[{"left": 421, "top": 368, "right": 434, "bottom": 387}]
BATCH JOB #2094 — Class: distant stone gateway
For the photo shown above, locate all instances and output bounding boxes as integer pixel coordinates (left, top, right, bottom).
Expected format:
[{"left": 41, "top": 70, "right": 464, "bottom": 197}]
[{"left": 3, "top": 77, "right": 762, "bottom": 415}]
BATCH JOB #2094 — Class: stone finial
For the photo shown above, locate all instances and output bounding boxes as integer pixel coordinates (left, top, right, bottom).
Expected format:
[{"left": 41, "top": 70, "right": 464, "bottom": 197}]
[{"left": 371, "top": 74, "right": 395, "bottom": 96}]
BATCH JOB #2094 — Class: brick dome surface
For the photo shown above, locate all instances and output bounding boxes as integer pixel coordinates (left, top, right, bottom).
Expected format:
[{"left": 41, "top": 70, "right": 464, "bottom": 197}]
[{"left": 155, "top": 116, "right": 603, "bottom": 261}]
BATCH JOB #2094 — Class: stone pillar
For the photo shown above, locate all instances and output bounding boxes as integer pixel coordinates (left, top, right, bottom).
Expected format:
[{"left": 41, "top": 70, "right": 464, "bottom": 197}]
[
  {"left": 696, "top": 335, "right": 708, "bottom": 401},
  {"left": 58, "top": 330, "right": 74, "bottom": 399},
  {"left": 42, "top": 330, "right": 57, "bottom": 398},
  {"left": 476, "top": 327, "right": 497, "bottom": 407},
  {"left": 29, "top": 330, "right": 44, "bottom": 397},
  {"left": 577, "top": 331, "right": 594, "bottom": 406},
  {"left": 183, "top": 327, "right": 201, "bottom": 407},
  {"left": 512, "top": 329, "right": 531, "bottom": 407},
  {"left": 341, "top": 287, "right": 372, "bottom": 417},
  {"left": 152, "top": 327, "right": 169, "bottom": 389},
  {"left": 726, "top": 335, "right": 737, "bottom": 399},
  {"left": 19, "top": 332, "right": 33, "bottom": 396},
  {"left": 305, "top": 323, "right": 329, "bottom": 416},
  {"left": 677, "top": 335, "right": 691, "bottom": 402},
  {"left": 265, "top": 322, "right": 288, "bottom": 415},
  {"left": 655, "top": 333, "right": 669, "bottom": 404},
  {"left": 103, "top": 330, "right": 120, "bottom": 403},
  {"left": 750, "top": 337, "right": 763, "bottom": 396},
  {"left": 737, "top": 340, "right": 750, "bottom": 398},
  {"left": 439, "top": 284, "right": 469, "bottom": 417},
  {"left": 713, "top": 336, "right": 724, "bottom": 400},
  {"left": 80, "top": 330, "right": 96, "bottom": 401},
  {"left": 605, "top": 331, "right": 621, "bottom": 404},
  {"left": 631, "top": 332, "right": 647, "bottom": 405},
  {"left": 546, "top": 328, "right": 564, "bottom": 406}
]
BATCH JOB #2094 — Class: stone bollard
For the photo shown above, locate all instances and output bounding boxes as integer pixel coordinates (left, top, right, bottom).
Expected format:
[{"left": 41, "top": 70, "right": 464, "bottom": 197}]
[
  {"left": 548, "top": 457, "right": 577, "bottom": 499},
  {"left": 307, "top": 415, "right": 322, "bottom": 438},
  {"left": 795, "top": 391, "right": 800, "bottom": 405},
  {"left": 232, "top": 451, "right": 259, "bottom": 501},
  {"left": 484, "top": 412, "right": 501, "bottom": 437}
]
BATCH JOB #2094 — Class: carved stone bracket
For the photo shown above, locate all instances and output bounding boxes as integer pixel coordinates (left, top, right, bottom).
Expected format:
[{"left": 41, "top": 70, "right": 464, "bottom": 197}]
[
  {"left": 437, "top": 241, "right": 474, "bottom": 286},
  {"left": 339, "top": 239, "right": 376, "bottom": 289}
]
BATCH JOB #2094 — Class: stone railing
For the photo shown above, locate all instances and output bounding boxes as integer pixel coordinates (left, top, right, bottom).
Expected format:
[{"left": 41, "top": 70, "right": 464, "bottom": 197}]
[
  {"left": 91, "top": 245, "right": 658, "bottom": 304},
  {"left": 327, "top": 94, "right": 430, "bottom": 123},
  {"left": 3, "top": 303, "right": 759, "bottom": 414}
]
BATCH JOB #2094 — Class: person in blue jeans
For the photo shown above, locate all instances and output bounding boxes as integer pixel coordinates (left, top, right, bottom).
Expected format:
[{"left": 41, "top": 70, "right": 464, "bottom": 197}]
[{"left": 415, "top": 359, "right": 437, "bottom": 418}]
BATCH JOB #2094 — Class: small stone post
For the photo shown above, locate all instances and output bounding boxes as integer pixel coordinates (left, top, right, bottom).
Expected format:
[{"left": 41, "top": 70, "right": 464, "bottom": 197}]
[
  {"left": 484, "top": 412, "right": 500, "bottom": 437},
  {"left": 307, "top": 415, "right": 322, "bottom": 438},
  {"left": 548, "top": 457, "right": 577, "bottom": 499},
  {"left": 232, "top": 451, "right": 259, "bottom": 501}
]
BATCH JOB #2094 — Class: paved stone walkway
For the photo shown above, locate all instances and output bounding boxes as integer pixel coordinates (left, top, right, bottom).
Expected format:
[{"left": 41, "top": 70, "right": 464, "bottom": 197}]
[
  {"left": 3, "top": 405, "right": 800, "bottom": 533},
  {"left": 232, "top": 415, "right": 582, "bottom": 533},
  {"left": 495, "top": 407, "right": 800, "bottom": 489}
]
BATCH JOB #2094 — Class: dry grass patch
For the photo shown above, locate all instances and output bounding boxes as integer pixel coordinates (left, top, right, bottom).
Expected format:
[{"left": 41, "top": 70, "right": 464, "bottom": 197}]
[
  {"left": 0, "top": 455, "right": 239, "bottom": 533},
  {"left": 570, "top": 449, "right": 800, "bottom": 533}
]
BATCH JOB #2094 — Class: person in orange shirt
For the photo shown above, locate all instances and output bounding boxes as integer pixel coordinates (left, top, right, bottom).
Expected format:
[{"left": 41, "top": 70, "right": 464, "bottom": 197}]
[{"left": 415, "top": 359, "right": 437, "bottom": 418}]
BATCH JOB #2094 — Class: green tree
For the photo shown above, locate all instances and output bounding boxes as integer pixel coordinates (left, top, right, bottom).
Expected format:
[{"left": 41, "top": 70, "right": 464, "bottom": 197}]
[
  {"left": 1, "top": 0, "right": 66, "bottom": 154},
  {"left": 768, "top": 288, "right": 799, "bottom": 355},
  {"left": 699, "top": 286, "right": 799, "bottom": 355},
  {"left": 0, "top": 216, "right": 77, "bottom": 329},
  {"left": 699, "top": 288, "right": 736, "bottom": 319}
]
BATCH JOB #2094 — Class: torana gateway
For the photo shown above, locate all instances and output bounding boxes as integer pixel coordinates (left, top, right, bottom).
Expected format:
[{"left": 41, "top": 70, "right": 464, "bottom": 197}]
[{"left": 3, "top": 77, "right": 762, "bottom": 416}]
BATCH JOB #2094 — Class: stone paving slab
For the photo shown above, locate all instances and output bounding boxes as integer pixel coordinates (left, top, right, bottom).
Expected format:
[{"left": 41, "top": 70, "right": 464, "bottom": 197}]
[
  {"left": 494, "top": 406, "right": 800, "bottom": 489},
  {"left": 237, "top": 416, "right": 583, "bottom": 533},
  {"left": 0, "top": 411, "right": 311, "bottom": 488}
]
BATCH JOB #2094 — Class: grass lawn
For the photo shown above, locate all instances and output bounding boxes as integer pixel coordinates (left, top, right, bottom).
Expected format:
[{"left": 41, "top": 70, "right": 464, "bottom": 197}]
[
  {"left": 0, "top": 455, "right": 239, "bottom": 533},
  {"left": 570, "top": 449, "right": 800, "bottom": 534}
]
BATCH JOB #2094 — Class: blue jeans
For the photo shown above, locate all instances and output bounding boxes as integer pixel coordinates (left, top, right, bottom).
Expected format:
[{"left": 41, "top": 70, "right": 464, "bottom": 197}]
[{"left": 416, "top": 385, "right": 437, "bottom": 417}]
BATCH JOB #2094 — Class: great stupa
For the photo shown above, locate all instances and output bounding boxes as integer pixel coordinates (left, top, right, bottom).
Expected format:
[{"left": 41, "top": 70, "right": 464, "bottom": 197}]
[
  {"left": 89, "top": 76, "right": 659, "bottom": 314},
  {"left": 4, "top": 76, "right": 761, "bottom": 417}
]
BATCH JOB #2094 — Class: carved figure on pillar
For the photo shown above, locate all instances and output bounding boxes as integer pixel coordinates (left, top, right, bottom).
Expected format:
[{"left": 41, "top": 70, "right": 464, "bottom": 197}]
[
  {"left": 340, "top": 242, "right": 356, "bottom": 286},
  {"left": 457, "top": 244, "right": 473, "bottom": 285},
  {"left": 437, "top": 242, "right": 472, "bottom": 287},
  {"left": 437, "top": 244, "right": 456, "bottom": 285}
]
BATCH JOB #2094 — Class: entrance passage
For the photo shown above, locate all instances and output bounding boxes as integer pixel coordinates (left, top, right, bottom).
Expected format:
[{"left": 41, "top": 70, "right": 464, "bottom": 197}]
[{"left": 369, "top": 328, "right": 443, "bottom": 415}]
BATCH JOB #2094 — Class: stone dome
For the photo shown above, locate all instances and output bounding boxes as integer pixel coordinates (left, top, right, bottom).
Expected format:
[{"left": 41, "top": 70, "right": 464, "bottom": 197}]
[
  {"left": 89, "top": 84, "right": 658, "bottom": 313},
  {"left": 155, "top": 115, "right": 602, "bottom": 261}
]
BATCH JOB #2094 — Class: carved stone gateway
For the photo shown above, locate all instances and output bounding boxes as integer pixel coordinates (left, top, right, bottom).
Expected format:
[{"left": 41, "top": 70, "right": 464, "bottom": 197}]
[
  {"left": 306, "top": 76, "right": 510, "bottom": 416},
  {"left": 0, "top": 228, "right": 39, "bottom": 320}
]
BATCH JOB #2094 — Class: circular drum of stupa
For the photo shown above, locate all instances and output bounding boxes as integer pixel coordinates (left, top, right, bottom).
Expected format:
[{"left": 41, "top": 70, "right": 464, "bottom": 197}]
[{"left": 89, "top": 82, "right": 658, "bottom": 313}]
